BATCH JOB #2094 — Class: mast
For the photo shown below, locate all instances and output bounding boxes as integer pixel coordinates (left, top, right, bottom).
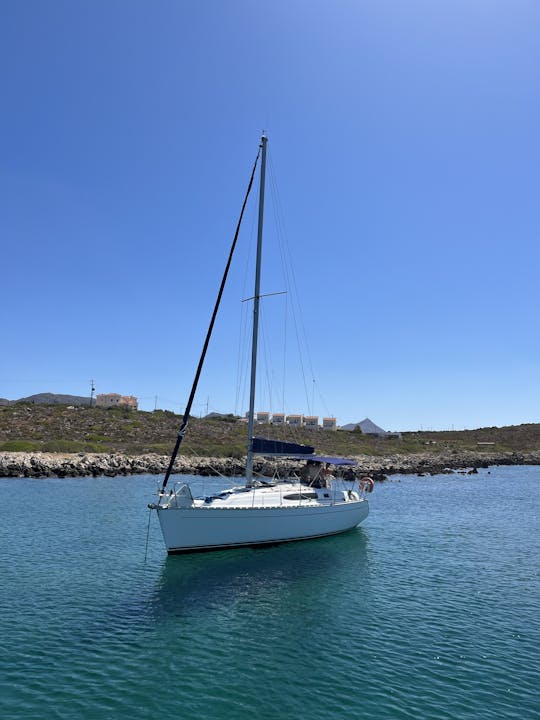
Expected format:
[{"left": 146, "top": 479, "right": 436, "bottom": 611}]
[{"left": 245, "top": 134, "right": 267, "bottom": 486}]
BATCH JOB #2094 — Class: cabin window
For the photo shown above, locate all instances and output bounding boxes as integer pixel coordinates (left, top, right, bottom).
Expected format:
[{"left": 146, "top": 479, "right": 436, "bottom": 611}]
[{"left": 283, "top": 492, "right": 318, "bottom": 501}]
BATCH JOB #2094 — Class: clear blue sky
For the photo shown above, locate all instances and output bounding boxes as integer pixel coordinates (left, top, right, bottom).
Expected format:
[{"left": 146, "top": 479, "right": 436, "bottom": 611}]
[{"left": 1, "top": 0, "right": 539, "bottom": 431}]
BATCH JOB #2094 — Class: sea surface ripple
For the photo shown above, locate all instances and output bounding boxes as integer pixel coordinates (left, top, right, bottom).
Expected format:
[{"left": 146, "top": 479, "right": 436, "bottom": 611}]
[{"left": 1, "top": 466, "right": 538, "bottom": 719}]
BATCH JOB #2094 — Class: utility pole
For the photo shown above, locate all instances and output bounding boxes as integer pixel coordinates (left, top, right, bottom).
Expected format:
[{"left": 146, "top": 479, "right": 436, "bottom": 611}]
[
  {"left": 89, "top": 379, "right": 95, "bottom": 407},
  {"left": 154, "top": 395, "right": 158, "bottom": 411}
]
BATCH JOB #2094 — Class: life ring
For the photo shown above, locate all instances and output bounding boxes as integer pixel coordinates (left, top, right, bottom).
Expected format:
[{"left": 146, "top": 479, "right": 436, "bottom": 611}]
[{"left": 359, "top": 476, "right": 374, "bottom": 493}]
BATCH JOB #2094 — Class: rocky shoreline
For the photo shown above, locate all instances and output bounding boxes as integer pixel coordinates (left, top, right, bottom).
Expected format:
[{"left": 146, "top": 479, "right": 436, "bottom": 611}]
[{"left": 1, "top": 450, "right": 540, "bottom": 480}]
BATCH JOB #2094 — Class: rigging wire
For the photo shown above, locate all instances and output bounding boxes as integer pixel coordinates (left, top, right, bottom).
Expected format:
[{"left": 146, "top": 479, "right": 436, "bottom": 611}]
[
  {"left": 267, "top": 148, "right": 315, "bottom": 415},
  {"left": 234, "top": 189, "right": 258, "bottom": 416},
  {"left": 181, "top": 440, "right": 235, "bottom": 480},
  {"left": 258, "top": 304, "right": 276, "bottom": 415},
  {"left": 235, "top": 304, "right": 249, "bottom": 417},
  {"left": 282, "top": 291, "right": 288, "bottom": 414},
  {"left": 233, "top": 147, "right": 326, "bottom": 428},
  {"left": 160, "top": 143, "right": 261, "bottom": 491}
]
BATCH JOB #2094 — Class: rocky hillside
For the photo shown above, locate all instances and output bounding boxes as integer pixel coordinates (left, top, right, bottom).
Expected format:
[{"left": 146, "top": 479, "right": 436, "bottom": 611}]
[
  {"left": 1, "top": 403, "right": 540, "bottom": 458},
  {"left": 0, "top": 393, "right": 91, "bottom": 406}
]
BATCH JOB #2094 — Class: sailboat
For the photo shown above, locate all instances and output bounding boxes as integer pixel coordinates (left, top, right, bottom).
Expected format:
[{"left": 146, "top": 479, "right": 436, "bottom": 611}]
[{"left": 149, "top": 135, "right": 372, "bottom": 553}]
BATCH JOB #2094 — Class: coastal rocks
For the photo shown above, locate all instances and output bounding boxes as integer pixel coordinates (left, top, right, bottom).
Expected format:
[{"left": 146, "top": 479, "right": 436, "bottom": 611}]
[
  {"left": 0, "top": 452, "right": 246, "bottom": 479},
  {"left": 352, "top": 449, "right": 540, "bottom": 479},
  {"left": 1, "top": 450, "right": 540, "bottom": 480},
  {"left": 0, "top": 452, "right": 161, "bottom": 478}
]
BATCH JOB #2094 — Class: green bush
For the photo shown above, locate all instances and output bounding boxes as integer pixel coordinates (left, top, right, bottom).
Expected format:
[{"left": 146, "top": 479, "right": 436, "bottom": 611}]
[
  {"left": 146, "top": 443, "right": 173, "bottom": 455},
  {"left": 0, "top": 440, "right": 44, "bottom": 452},
  {"left": 225, "top": 445, "right": 245, "bottom": 459},
  {"left": 44, "top": 440, "right": 92, "bottom": 453},
  {"left": 86, "top": 434, "right": 111, "bottom": 444}
]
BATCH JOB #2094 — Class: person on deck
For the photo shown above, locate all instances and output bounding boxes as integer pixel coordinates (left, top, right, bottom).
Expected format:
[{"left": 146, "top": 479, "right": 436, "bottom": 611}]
[{"left": 301, "top": 460, "right": 323, "bottom": 487}]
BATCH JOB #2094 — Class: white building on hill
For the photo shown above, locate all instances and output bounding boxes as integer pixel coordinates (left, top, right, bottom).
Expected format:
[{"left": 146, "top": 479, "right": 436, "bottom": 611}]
[{"left": 96, "top": 393, "right": 138, "bottom": 410}]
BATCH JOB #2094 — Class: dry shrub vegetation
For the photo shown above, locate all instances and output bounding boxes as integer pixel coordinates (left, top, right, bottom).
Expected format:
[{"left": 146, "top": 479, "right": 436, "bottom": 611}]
[{"left": 0, "top": 404, "right": 539, "bottom": 458}]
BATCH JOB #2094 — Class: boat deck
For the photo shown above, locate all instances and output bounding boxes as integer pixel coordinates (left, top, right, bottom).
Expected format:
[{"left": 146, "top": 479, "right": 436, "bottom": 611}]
[{"left": 161, "top": 481, "right": 362, "bottom": 510}]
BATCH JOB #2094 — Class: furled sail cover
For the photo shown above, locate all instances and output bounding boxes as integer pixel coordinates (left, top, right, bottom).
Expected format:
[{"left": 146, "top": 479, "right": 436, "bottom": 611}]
[{"left": 252, "top": 437, "right": 315, "bottom": 456}]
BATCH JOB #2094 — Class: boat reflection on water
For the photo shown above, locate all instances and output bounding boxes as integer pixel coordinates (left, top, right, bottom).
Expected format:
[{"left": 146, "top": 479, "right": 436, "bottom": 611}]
[{"left": 149, "top": 528, "right": 370, "bottom": 621}]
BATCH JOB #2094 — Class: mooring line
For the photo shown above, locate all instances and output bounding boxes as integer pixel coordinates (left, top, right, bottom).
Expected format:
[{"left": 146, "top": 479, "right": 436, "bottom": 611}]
[{"left": 144, "top": 508, "right": 152, "bottom": 564}]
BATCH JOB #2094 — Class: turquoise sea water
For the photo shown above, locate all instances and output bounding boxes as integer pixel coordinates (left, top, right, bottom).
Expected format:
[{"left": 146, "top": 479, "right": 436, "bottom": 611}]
[{"left": 1, "top": 466, "right": 538, "bottom": 719}]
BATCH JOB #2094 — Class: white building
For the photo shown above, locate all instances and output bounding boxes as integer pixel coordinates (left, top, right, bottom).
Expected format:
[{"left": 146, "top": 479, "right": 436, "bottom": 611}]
[
  {"left": 304, "top": 416, "right": 319, "bottom": 429},
  {"left": 119, "top": 395, "right": 138, "bottom": 410},
  {"left": 96, "top": 393, "right": 138, "bottom": 410},
  {"left": 322, "top": 417, "right": 337, "bottom": 431},
  {"left": 287, "top": 414, "right": 303, "bottom": 427}
]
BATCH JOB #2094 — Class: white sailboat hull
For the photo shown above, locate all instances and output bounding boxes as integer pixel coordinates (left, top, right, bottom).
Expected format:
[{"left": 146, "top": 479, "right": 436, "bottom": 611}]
[{"left": 156, "top": 499, "right": 369, "bottom": 553}]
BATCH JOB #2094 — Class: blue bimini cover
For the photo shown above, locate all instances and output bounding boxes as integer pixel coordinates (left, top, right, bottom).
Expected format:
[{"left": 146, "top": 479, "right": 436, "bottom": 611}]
[{"left": 252, "top": 437, "right": 315, "bottom": 456}]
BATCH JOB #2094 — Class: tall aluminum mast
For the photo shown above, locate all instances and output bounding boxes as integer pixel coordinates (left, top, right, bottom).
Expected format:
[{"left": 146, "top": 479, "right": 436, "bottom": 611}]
[{"left": 245, "top": 134, "right": 267, "bottom": 486}]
